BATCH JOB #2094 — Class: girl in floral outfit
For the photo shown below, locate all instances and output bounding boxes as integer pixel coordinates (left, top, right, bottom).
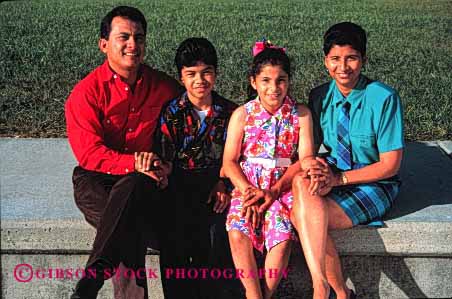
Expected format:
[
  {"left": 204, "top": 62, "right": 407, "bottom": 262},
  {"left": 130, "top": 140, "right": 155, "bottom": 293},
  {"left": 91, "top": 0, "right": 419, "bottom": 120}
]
[{"left": 223, "top": 41, "right": 318, "bottom": 299}]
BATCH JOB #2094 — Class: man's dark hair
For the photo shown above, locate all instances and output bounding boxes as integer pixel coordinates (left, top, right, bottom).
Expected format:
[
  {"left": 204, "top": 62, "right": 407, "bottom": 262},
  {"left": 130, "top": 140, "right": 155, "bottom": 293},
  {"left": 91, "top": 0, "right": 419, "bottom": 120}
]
[
  {"left": 174, "top": 37, "right": 218, "bottom": 77},
  {"left": 323, "top": 22, "right": 367, "bottom": 57},
  {"left": 100, "top": 6, "right": 147, "bottom": 39}
]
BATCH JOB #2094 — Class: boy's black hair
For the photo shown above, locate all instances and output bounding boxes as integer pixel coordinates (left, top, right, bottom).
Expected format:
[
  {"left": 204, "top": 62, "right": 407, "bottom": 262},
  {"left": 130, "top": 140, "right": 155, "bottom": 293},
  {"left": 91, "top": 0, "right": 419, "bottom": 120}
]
[
  {"left": 175, "top": 37, "right": 218, "bottom": 77},
  {"left": 247, "top": 47, "right": 291, "bottom": 100},
  {"left": 100, "top": 6, "right": 147, "bottom": 39},
  {"left": 323, "top": 22, "right": 367, "bottom": 57}
]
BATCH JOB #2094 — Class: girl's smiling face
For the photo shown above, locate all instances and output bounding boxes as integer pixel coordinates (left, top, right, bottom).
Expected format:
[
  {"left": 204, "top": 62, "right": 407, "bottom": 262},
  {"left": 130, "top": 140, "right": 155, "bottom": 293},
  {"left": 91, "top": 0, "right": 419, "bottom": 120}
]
[{"left": 250, "top": 64, "right": 289, "bottom": 114}]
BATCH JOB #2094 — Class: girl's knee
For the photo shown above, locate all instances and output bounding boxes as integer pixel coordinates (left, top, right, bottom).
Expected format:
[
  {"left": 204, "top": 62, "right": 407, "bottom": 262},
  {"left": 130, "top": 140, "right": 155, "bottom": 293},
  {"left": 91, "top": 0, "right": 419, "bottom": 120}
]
[
  {"left": 292, "top": 173, "right": 310, "bottom": 194},
  {"left": 228, "top": 230, "right": 249, "bottom": 247}
]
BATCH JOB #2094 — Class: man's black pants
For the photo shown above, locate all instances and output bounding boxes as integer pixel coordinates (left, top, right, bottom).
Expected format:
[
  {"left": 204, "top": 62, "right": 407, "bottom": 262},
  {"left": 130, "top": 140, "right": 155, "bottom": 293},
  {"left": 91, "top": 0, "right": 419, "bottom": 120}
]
[{"left": 72, "top": 166, "right": 162, "bottom": 299}]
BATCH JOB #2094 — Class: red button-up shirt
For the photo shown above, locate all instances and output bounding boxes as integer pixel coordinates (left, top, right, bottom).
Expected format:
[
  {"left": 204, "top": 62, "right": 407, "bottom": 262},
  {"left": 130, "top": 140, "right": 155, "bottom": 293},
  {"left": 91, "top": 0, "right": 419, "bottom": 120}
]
[{"left": 65, "top": 60, "right": 181, "bottom": 175}]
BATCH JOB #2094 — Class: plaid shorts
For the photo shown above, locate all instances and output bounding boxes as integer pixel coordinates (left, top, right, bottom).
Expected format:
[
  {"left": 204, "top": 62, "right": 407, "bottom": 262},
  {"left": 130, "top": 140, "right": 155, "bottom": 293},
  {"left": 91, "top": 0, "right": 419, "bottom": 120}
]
[{"left": 329, "top": 181, "right": 400, "bottom": 225}]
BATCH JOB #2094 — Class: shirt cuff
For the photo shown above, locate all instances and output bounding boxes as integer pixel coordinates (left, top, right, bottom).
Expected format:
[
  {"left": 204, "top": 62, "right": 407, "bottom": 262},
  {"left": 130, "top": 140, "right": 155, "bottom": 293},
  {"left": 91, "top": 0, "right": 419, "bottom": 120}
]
[{"left": 113, "top": 154, "right": 135, "bottom": 175}]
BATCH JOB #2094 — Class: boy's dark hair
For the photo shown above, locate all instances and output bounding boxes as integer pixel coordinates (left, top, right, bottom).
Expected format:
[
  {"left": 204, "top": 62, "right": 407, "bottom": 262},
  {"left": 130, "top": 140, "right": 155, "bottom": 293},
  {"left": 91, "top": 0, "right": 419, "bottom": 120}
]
[
  {"left": 247, "top": 47, "right": 291, "bottom": 100},
  {"left": 323, "top": 22, "right": 367, "bottom": 57},
  {"left": 175, "top": 37, "right": 218, "bottom": 77},
  {"left": 100, "top": 6, "right": 147, "bottom": 39}
]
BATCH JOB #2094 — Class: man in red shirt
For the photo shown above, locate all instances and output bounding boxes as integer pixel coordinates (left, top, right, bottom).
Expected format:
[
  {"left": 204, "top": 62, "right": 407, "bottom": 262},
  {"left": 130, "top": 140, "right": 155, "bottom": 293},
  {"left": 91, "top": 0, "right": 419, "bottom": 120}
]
[{"left": 65, "top": 6, "right": 181, "bottom": 299}]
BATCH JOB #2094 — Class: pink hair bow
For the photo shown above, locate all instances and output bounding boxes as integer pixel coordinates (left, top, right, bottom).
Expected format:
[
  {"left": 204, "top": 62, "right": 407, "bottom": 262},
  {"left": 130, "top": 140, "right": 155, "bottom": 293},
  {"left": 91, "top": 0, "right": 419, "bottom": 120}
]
[{"left": 252, "top": 38, "right": 286, "bottom": 57}]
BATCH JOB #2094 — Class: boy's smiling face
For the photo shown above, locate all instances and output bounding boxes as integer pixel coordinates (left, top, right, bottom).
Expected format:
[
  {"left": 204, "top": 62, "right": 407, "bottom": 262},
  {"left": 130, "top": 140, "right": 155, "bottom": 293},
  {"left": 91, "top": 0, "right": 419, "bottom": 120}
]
[{"left": 180, "top": 62, "right": 216, "bottom": 104}]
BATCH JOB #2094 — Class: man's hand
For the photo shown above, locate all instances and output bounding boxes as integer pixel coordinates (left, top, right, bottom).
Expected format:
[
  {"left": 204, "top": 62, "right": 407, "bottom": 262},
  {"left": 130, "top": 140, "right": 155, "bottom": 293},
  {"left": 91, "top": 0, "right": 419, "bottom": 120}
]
[
  {"left": 207, "top": 180, "right": 231, "bottom": 213},
  {"left": 134, "top": 152, "right": 159, "bottom": 171},
  {"left": 134, "top": 152, "right": 166, "bottom": 186}
]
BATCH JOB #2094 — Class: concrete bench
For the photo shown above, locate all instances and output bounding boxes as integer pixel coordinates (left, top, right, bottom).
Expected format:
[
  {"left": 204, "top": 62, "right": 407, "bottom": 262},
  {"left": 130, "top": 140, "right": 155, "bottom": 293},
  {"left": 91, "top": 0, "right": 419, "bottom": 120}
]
[{"left": 1, "top": 138, "right": 452, "bottom": 298}]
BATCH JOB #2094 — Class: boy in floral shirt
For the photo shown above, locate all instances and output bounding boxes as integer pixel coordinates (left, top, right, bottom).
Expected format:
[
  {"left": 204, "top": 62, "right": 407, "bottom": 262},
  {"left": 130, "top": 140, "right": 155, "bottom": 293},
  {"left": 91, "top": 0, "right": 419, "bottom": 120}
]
[{"left": 153, "top": 37, "right": 238, "bottom": 299}]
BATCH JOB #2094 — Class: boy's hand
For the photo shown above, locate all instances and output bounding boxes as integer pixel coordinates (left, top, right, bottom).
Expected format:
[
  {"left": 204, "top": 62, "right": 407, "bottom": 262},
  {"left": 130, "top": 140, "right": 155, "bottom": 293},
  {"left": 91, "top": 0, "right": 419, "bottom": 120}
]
[{"left": 207, "top": 180, "right": 231, "bottom": 213}]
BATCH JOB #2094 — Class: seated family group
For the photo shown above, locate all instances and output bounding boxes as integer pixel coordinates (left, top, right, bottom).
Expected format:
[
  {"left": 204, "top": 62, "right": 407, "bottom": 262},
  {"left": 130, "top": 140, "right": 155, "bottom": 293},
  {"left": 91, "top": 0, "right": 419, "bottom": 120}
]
[{"left": 65, "top": 5, "right": 404, "bottom": 299}]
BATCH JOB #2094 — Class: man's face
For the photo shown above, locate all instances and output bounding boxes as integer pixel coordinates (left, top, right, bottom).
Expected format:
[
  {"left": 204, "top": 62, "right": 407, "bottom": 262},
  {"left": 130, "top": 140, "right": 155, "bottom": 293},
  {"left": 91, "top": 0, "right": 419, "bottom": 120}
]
[{"left": 99, "top": 16, "right": 145, "bottom": 77}]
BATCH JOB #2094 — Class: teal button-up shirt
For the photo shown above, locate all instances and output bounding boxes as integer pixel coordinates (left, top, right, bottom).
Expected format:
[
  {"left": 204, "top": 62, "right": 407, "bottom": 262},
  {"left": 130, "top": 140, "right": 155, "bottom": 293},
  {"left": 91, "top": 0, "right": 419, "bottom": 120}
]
[{"left": 310, "top": 75, "right": 404, "bottom": 166}]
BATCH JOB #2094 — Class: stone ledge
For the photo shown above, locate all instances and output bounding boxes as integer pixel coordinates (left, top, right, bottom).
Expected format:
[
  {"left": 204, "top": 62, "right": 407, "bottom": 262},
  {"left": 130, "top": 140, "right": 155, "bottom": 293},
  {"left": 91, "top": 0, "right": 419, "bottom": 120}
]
[
  {"left": 2, "top": 219, "right": 451, "bottom": 257},
  {"left": 2, "top": 138, "right": 452, "bottom": 259},
  {"left": 2, "top": 138, "right": 452, "bottom": 298}
]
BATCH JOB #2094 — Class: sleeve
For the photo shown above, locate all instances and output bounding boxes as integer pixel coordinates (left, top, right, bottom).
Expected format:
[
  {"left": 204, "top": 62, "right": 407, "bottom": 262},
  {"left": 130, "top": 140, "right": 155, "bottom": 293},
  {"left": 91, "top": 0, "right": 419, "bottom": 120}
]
[
  {"left": 65, "top": 86, "right": 135, "bottom": 174},
  {"left": 155, "top": 71, "right": 184, "bottom": 103},
  {"left": 152, "top": 103, "right": 177, "bottom": 163},
  {"left": 376, "top": 93, "right": 405, "bottom": 153}
]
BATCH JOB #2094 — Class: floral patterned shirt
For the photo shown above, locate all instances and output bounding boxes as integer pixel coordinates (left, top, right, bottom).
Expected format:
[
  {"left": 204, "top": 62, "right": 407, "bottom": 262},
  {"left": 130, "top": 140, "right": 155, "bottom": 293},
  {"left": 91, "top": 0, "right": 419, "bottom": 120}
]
[{"left": 153, "top": 91, "right": 237, "bottom": 173}]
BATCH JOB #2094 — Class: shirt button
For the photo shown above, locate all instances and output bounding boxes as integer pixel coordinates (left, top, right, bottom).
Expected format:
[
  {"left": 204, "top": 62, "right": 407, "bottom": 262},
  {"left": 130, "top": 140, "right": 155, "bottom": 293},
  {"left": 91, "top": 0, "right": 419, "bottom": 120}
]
[
  {"left": 113, "top": 74, "right": 117, "bottom": 79},
  {"left": 128, "top": 128, "right": 133, "bottom": 132},
  {"left": 106, "top": 119, "right": 111, "bottom": 124},
  {"left": 131, "top": 107, "right": 135, "bottom": 112},
  {"left": 125, "top": 147, "right": 129, "bottom": 151},
  {"left": 107, "top": 171, "right": 111, "bottom": 175},
  {"left": 125, "top": 168, "right": 129, "bottom": 173},
  {"left": 125, "top": 87, "right": 129, "bottom": 91}
]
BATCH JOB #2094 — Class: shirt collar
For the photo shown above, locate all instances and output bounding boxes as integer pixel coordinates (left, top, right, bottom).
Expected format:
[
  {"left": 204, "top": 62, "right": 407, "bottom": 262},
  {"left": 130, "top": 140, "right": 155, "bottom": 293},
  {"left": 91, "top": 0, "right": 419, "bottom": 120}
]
[
  {"left": 99, "top": 60, "right": 115, "bottom": 82},
  {"left": 179, "top": 91, "right": 222, "bottom": 117},
  {"left": 333, "top": 75, "right": 367, "bottom": 107},
  {"left": 254, "top": 96, "right": 293, "bottom": 122},
  {"left": 99, "top": 59, "right": 145, "bottom": 84}
]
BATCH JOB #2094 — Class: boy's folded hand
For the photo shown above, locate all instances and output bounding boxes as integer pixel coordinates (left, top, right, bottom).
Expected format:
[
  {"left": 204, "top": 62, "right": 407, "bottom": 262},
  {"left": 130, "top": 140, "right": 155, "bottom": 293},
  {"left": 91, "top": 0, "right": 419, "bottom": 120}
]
[{"left": 207, "top": 180, "right": 231, "bottom": 213}]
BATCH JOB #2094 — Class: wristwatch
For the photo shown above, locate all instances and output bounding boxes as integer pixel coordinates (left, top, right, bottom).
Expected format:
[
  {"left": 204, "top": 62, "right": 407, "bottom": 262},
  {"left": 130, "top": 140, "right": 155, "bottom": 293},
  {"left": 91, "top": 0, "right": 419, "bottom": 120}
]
[{"left": 339, "top": 172, "right": 348, "bottom": 185}]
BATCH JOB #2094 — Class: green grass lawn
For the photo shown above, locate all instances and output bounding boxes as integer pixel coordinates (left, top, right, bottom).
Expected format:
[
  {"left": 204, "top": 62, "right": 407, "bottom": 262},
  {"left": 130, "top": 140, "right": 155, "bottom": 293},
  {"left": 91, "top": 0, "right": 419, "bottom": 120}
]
[{"left": 1, "top": 0, "right": 451, "bottom": 140}]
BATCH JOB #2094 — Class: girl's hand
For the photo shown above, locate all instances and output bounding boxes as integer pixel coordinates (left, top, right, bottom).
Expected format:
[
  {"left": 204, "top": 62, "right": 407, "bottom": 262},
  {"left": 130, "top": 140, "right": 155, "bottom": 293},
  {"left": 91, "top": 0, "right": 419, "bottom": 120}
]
[
  {"left": 303, "top": 157, "right": 331, "bottom": 195},
  {"left": 240, "top": 186, "right": 262, "bottom": 229},
  {"left": 242, "top": 186, "right": 265, "bottom": 207},
  {"left": 317, "top": 183, "right": 332, "bottom": 196},
  {"left": 242, "top": 203, "right": 261, "bottom": 230},
  {"left": 258, "top": 187, "right": 279, "bottom": 213},
  {"left": 242, "top": 185, "right": 279, "bottom": 218},
  {"left": 207, "top": 180, "right": 231, "bottom": 213}
]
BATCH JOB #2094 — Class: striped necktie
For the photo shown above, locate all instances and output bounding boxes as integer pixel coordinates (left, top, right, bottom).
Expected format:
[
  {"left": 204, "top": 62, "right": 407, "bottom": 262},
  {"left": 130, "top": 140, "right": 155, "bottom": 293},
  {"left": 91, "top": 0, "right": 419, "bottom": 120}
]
[{"left": 337, "top": 101, "right": 352, "bottom": 170}]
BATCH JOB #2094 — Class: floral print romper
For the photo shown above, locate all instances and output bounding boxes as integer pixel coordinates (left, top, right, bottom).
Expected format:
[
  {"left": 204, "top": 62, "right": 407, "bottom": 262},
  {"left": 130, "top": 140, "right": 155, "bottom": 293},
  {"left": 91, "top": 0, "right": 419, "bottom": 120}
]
[{"left": 226, "top": 96, "right": 299, "bottom": 252}]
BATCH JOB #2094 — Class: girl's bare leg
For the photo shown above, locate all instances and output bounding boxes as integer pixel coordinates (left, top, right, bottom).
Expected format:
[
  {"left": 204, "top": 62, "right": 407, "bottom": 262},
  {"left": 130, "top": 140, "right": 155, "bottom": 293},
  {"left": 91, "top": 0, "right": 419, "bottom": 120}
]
[
  {"left": 229, "top": 230, "right": 262, "bottom": 299},
  {"left": 291, "top": 175, "right": 329, "bottom": 299},
  {"left": 262, "top": 240, "right": 292, "bottom": 299},
  {"left": 325, "top": 200, "right": 354, "bottom": 299},
  {"left": 292, "top": 173, "right": 355, "bottom": 299}
]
